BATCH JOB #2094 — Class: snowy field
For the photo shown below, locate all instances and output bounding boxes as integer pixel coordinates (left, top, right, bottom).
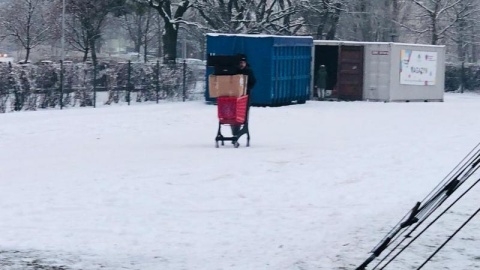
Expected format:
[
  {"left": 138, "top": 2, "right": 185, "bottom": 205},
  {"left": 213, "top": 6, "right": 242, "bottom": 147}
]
[{"left": 1, "top": 92, "right": 480, "bottom": 270}]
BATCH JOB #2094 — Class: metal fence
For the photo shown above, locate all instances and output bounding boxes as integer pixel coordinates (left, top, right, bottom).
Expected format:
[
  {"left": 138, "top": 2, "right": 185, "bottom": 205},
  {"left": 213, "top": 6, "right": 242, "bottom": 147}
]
[{"left": 0, "top": 60, "right": 206, "bottom": 113}]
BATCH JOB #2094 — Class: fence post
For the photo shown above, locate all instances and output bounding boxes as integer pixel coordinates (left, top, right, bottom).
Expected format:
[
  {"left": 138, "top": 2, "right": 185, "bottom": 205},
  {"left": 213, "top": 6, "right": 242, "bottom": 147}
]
[
  {"left": 127, "top": 60, "right": 131, "bottom": 105},
  {"left": 182, "top": 59, "right": 186, "bottom": 102},
  {"left": 156, "top": 60, "right": 160, "bottom": 104},
  {"left": 93, "top": 63, "right": 97, "bottom": 108},
  {"left": 8, "top": 62, "right": 20, "bottom": 111},
  {"left": 60, "top": 60, "right": 64, "bottom": 109},
  {"left": 460, "top": 61, "right": 465, "bottom": 93}
]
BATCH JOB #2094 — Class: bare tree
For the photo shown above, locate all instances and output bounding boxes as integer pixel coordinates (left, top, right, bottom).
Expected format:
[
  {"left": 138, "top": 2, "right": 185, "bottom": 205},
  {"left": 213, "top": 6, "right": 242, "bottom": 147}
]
[
  {"left": 404, "top": 0, "right": 464, "bottom": 45},
  {"left": 389, "top": 0, "right": 411, "bottom": 40},
  {"left": 0, "top": 0, "right": 56, "bottom": 62},
  {"left": 64, "top": 0, "right": 126, "bottom": 64},
  {"left": 372, "top": 0, "right": 409, "bottom": 42},
  {"left": 336, "top": 0, "right": 405, "bottom": 42},
  {"left": 447, "top": 0, "right": 480, "bottom": 61},
  {"left": 136, "top": 0, "right": 191, "bottom": 63},
  {"left": 122, "top": 2, "right": 158, "bottom": 62},
  {"left": 153, "top": 13, "right": 165, "bottom": 58},
  {"left": 175, "top": 10, "right": 206, "bottom": 59},
  {"left": 297, "top": 0, "right": 344, "bottom": 39},
  {"left": 193, "top": 0, "right": 302, "bottom": 35},
  {"left": 65, "top": 13, "right": 91, "bottom": 62},
  {"left": 443, "top": 0, "right": 480, "bottom": 92}
]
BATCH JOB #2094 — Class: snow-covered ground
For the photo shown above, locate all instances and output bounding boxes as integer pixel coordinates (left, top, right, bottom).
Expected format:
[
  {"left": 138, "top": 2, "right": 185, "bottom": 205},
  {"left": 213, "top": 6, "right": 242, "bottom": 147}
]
[{"left": 1, "top": 92, "right": 480, "bottom": 270}]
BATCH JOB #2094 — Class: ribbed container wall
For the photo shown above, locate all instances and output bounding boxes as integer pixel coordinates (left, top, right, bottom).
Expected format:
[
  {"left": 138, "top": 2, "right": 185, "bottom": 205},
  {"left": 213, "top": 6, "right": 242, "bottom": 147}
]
[{"left": 205, "top": 34, "right": 313, "bottom": 106}]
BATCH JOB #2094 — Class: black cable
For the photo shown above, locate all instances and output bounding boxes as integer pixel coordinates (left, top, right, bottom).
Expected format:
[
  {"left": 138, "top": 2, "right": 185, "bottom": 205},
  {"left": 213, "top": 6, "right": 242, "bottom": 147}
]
[
  {"left": 417, "top": 206, "right": 480, "bottom": 270},
  {"left": 418, "top": 153, "right": 480, "bottom": 219},
  {"left": 414, "top": 155, "right": 480, "bottom": 225},
  {"left": 356, "top": 144, "right": 480, "bottom": 270},
  {"left": 379, "top": 178, "right": 480, "bottom": 269},
  {"left": 419, "top": 144, "right": 480, "bottom": 203},
  {"left": 376, "top": 166, "right": 479, "bottom": 269},
  {"left": 374, "top": 147, "right": 480, "bottom": 251},
  {"left": 371, "top": 229, "right": 408, "bottom": 270},
  {"left": 373, "top": 196, "right": 449, "bottom": 270},
  {"left": 424, "top": 150, "right": 480, "bottom": 202}
]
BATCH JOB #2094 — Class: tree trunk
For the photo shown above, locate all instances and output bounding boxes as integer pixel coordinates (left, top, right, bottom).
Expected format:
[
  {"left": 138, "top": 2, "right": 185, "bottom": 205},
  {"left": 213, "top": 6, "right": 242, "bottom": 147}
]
[
  {"left": 316, "top": 12, "right": 329, "bottom": 39},
  {"left": 472, "top": 43, "right": 477, "bottom": 63},
  {"left": 326, "top": 24, "right": 337, "bottom": 40},
  {"left": 157, "top": 33, "right": 162, "bottom": 58},
  {"left": 359, "top": 0, "right": 371, "bottom": 41},
  {"left": 136, "top": 17, "right": 143, "bottom": 53},
  {"left": 163, "top": 23, "right": 178, "bottom": 63},
  {"left": 431, "top": 15, "right": 438, "bottom": 45},
  {"left": 25, "top": 47, "right": 31, "bottom": 63},
  {"left": 325, "top": 4, "right": 342, "bottom": 40},
  {"left": 144, "top": 34, "right": 148, "bottom": 63},
  {"left": 460, "top": 61, "right": 465, "bottom": 93},
  {"left": 90, "top": 38, "right": 97, "bottom": 65},
  {"left": 149, "top": 0, "right": 189, "bottom": 63},
  {"left": 470, "top": 20, "right": 477, "bottom": 63},
  {"left": 83, "top": 47, "right": 89, "bottom": 62},
  {"left": 156, "top": 14, "right": 163, "bottom": 58},
  {"left": 143, "top": 13, "right": 151, "bottom": 63},
  {"left": 431, "top": 2, "right": 439, "bottom": 45},
  {"left": 316, "top": 25, "right": 324, "bottom": 39}
]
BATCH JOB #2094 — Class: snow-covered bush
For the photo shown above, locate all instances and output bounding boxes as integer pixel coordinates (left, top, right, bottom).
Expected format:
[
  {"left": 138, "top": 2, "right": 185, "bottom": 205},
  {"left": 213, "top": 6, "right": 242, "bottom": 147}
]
[
  {"left": 445, "top": 63, "right": 480, "bottom": 92},
  {"left": 104, "top": 61, "right": 196, "bottom": 104},
  {"left": 0, "top": 60, "right": 203, "bottom": 113},
  {"left": 35, "top": 64, "right": 59, "bottom": 108},
  {"left": 16, "top": 66, "right": 37, "bottom": 111},
  {"left": 0, "top": 64, "right": 13, "bottom": 112}
]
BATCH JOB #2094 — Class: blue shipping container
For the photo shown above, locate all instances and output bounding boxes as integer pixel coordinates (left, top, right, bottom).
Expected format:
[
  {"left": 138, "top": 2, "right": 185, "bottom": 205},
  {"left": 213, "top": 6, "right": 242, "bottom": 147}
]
[{"left": 205, "top": 34, "right": 313, "bottom": 106}]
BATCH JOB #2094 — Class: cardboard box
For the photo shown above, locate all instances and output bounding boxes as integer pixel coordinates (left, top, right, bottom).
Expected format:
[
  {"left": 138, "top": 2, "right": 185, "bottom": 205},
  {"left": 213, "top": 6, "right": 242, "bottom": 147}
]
[{"left": 208, "top": 74, "right": 248, "bottom": 98}]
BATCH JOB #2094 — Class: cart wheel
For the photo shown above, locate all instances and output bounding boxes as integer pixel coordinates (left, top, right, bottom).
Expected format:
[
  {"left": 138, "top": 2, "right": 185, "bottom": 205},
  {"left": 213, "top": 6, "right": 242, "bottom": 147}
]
[
  {"left": 215, "top": 141, "right": 219, "bottom": 148},
  {"left": 221, "top": 141, "right": 225, "bottom": 146},
  {"left": 234, "top": 141, "right": 240, "bottom": 148},
  {"left": 246, "top": 140, "right": 250, "bottom": 147}
]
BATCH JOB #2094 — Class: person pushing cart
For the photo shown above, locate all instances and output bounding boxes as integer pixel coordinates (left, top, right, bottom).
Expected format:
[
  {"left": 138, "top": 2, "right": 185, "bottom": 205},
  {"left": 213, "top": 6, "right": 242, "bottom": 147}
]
[
  {"left": 230, "top": 55, "right": 256, "bottom": 137},
  {"left": 210, "top": 54, "right": 256, "bottom": 148}
]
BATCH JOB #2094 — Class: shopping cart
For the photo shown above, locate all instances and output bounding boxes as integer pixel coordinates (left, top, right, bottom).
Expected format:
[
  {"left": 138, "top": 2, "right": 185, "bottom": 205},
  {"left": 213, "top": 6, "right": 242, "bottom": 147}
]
[{"left": 215, "top": 95, "right": 251, "bottom": 148}]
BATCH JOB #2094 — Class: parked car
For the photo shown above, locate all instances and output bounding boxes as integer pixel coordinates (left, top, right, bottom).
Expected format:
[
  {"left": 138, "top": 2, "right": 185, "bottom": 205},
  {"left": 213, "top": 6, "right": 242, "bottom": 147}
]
[
  {"left": 176, "top": 58, "right": 206, "bottom": 71},
  {"left": 18, "top": 60, "right": 32, "bottom": 64}
]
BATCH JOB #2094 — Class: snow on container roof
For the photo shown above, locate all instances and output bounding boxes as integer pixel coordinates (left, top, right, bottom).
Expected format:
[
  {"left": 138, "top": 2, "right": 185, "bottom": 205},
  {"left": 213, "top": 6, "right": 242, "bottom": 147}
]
[
  {"left": 313, "top": 40, "right": 445, "bottom": 48},
  {"left": 207, "top": 33, "right": 313, "bottom": 48},
  {"left": 207, "top": 33, "right": 313, "bottom": 39}
]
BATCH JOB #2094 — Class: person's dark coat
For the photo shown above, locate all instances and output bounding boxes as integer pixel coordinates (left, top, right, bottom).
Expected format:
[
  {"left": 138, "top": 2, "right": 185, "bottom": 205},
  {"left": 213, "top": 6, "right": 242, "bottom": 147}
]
[
  {"left": 315, "top": 66, "right": 327, "bottom": 89},
  {"left": 237, "top": 64, "right": 256, "bottom": 95}
]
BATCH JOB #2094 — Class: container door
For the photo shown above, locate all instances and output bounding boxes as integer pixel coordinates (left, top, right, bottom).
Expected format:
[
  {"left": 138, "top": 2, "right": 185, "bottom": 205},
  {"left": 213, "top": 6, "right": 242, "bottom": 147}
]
[{"left": 337, "top": 46, "right": 364, "bottom": 100}]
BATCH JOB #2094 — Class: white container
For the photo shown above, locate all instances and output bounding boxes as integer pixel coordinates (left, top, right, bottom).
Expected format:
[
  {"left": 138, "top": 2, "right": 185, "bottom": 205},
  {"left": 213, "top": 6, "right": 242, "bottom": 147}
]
[{"left": 312, "top": 40, "right": 446, "bottom": 102}]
